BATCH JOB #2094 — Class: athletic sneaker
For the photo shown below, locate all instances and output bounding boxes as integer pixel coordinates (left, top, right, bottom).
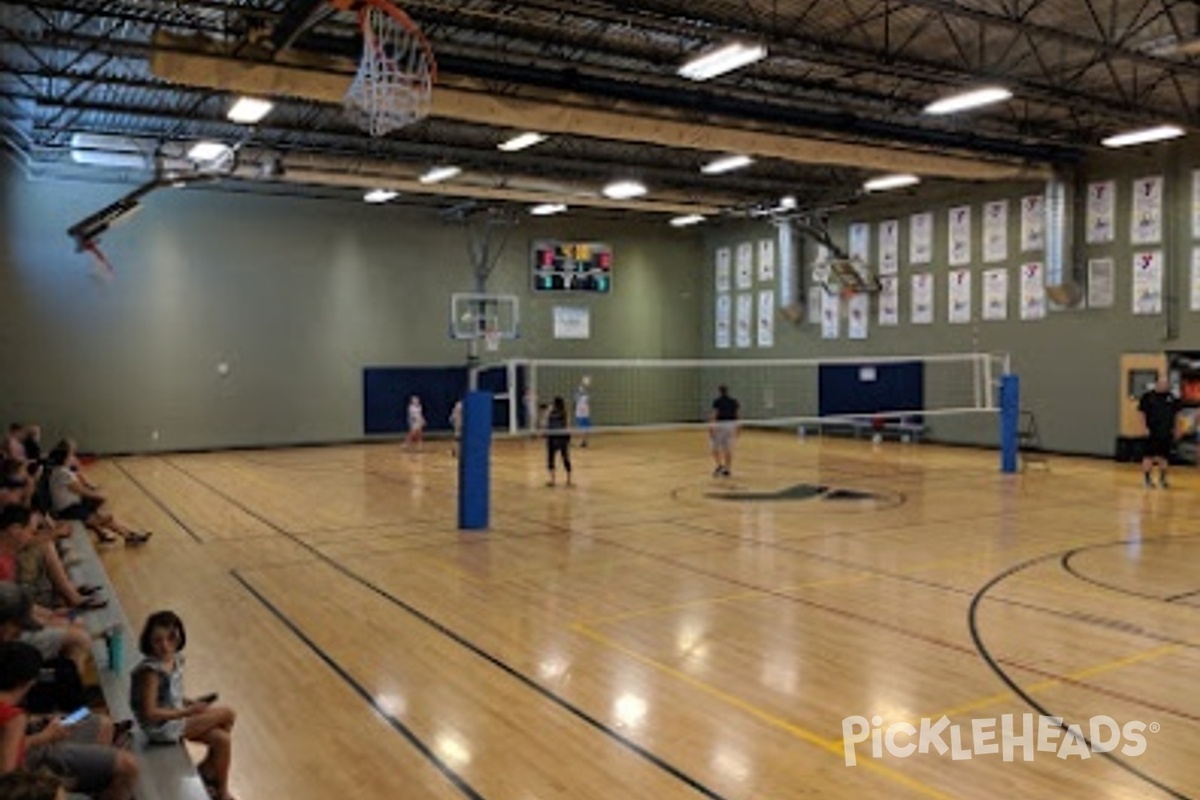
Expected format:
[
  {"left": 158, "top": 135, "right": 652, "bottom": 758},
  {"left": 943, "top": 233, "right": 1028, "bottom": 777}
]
[
  {"left": 1161, "top": 475, "right": 1170, "bottom": 489},
  {"left": 1144, "top": 473, "right": 1154, "bottom": 488},
  {"left": 713, "top": 466, "right": 723, "bottom": 478}
]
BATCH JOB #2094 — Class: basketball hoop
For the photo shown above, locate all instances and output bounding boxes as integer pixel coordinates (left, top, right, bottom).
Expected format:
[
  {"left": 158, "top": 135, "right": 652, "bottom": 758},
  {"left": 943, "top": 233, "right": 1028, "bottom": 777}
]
[
  {"left": 335, "top": 0, "right": 437, "bottom": 137},
  {"left": 82, "top": 241, "right": 115, "bottom": 282},
  {"left": 484, "top": 330, "right": 501, "bottom": 352}
]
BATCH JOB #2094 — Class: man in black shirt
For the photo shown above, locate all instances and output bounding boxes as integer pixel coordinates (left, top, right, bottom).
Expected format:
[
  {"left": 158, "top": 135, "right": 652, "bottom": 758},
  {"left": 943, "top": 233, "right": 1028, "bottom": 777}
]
[
  {"left": 1139, "top": 378, "right": 1181, "bottom": 488},
  {"left": 709, "top": 385, "right": 740, "bottom": 478}
]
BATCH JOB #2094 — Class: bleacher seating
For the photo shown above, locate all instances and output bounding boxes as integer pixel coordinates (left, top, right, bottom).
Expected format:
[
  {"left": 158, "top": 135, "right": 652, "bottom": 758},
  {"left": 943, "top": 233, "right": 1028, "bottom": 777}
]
[{"left": 63, "top": 523, "right": 211, "bottom": 800}]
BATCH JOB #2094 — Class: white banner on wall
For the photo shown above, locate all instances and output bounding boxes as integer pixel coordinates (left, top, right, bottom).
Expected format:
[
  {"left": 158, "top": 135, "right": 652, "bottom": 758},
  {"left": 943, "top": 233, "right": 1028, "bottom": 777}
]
[
  {"left": 553, "top": 306, "right": 590, "bottom": 339},
  {"left": 1086, "top": 180, "right": 1116, "bottom": 244},
  {"left": 879, "top": 276, "right": 899, "bottom": 326},
  {"left": 849, "top": 222, "right": 871, "bottom": 262},
  {"left": 736, "top": 293, "right": 753, "bottom": 347},
  {"left": 847, "top": 293, "right": 869, "bottom": 340},
  {"left": 1193, "top": 170, "right": 1200, "bottom": 240},
  {"left": 757, "top": 239, "right": 775, "bottom": 283},
  {"left": 1133, "top": 251, "right": 1163, "bottom": 315},
  {"left": 879, "top": 219, "right": 899, "bottom": 275},
  {"left": 807, "top": 285, "right": 823, "bottom": 325},
  {"left": 715, "top": 247, "right": 731, "bottom": 292},
  {"left": 982, "top": 268, "right": 1008, "bottom": 321},
  {"left": 983, "top": 200, "right": 1008, "bottom": 263},
  {"left": 1192, "top": 249, "right": 1200, "bottom": 311},
  {"left": 949, "top": 206, "right": 972, "bottom": 266},
  {"left": 910, "top": 211, "right": 933, "bottom": 265},
  {"left": 1131, "top": 176, "right": 1164, "bottom": 245},
  {"left": 1087, "top": 258, "right": 1114, "bottom": 309},
  {"left": 715, "top": 294, "right": 731, "bottom": 349},
  {"left": 1021, "top": 194, "right": 1045, "bottom": 252},
  {"left": 948, "top": 268, "right": 972, "bottom": 324},
  {"left": 1020, "top": 262, "right": 1046, "bottom": 320},
  {"left": 757, "top": 290, "right": 775, "bottom": 347},
  {"left": 736, "top": 243, "right": 753, "bottom": 290},
  {"left": 911, "top": 273, "right": 934, "bottom": 324},
  {"left": 821, "top": 291, "right": 840, "bottom": 339}
]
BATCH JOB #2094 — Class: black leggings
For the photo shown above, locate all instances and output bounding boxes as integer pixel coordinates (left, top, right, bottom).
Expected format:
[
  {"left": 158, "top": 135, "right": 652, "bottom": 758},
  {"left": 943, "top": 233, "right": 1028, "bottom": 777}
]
[{"left": 547, "top": 436, "right": 571, "bottom": 472}]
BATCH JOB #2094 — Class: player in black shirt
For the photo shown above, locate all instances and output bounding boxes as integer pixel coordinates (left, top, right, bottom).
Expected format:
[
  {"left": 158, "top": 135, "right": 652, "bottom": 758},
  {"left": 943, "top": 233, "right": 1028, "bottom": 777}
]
[
  {"left": 1138, "top": 378, "right": 1181, "bottom": 488},
  {"left": 709, "top": 385, "right": 740, "bottom": 478}
]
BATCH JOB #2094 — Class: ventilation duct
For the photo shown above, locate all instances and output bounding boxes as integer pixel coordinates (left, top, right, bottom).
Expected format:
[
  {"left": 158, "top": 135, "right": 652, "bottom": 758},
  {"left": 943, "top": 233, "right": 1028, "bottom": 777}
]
[
  {"left": 69, "top": 133, "right": 156, "bottom": 170},
  {"left": 775, "top": 218, "right": 804, "bottom": 323},
  {"left": 1043, "top": 173, "right": 1083, "bottom": 308}
]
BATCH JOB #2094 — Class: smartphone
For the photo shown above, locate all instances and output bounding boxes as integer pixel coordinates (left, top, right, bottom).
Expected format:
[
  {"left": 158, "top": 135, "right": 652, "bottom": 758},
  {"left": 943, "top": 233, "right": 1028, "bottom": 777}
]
[
  {"left": 196, "top": 692, "right": 218, "bottom": 704},
  {"left": 61, "top": 707, "right": 91, "bottom": 726}
]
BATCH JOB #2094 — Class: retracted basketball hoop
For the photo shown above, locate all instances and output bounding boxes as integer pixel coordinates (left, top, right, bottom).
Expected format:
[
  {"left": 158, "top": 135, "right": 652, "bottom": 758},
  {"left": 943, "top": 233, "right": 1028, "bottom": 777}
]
[{"left": 328, "top": 0, "right": 437, "bottom": 137}]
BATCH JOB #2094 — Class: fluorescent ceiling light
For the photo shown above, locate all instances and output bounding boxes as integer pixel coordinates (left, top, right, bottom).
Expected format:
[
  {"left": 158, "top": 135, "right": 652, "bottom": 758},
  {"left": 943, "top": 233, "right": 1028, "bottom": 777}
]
[
  {"left": 419, "top": 166, "right": 462, "bottom": 184},
  {"left": 670, "top": 214, "right": 705, "bottom": 227},
  {"left": 602, "top": 180, "right": 647, "bottom": 199},
  {"left": 1101, "top": 125, "right": 1185, "bottom": 148},
  {"left": 923, "top": 86, "right": 1012, "bottom": 115},
  {"left": 530, "top": 203, "right": 567, "bottom": 216},
  {"left": 678, "top": 41, "right": 767, "bottom": 81},
  {"left": 187, "top": 141, "right": 231, "bottom": 162},
  {"left": 364, "top": 189, "right": 399, "bottom": 203},
  {"left": 779, "top": 195, "right": 797, "bottom": 210},
  {"left": 701, "top": 155, "right": 754, "bottom": 175},
  {"left": 498, "top": 132, "right": 548, "bottom": 152},
  {"left": 227, "top": 97, "right": 274, "bottom": 124},
  {"left": 863, "top": 173, "right": 920, "bottom": 192}
]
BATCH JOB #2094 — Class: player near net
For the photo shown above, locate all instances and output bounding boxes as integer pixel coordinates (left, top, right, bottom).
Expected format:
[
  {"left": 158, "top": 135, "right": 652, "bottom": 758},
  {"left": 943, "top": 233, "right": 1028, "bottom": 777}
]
[
  {"left": 1139, "top": 377, "right": 1182, "bottom": 489},
  {"left": 709, "top": 385, "right": 740, "bottom": 478}
]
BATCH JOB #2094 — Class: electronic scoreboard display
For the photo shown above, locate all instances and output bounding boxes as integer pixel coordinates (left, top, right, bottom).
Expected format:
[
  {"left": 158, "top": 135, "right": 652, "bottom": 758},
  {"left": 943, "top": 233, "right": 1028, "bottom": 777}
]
[{"left": 532, "top": 240, "right": 612, "bottom": 293}]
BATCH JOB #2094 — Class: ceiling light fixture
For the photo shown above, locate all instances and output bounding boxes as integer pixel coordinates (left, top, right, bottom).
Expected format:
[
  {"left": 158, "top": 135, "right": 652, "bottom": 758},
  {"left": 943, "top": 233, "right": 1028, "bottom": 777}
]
[
  {"left": 419, "top": 166, "right": 462, "bottom": 184},
  {"left": 499, "top": 132, "right": 548, "bottom": 152},
  {"left": 670, "top": 214, "right": 705, "bottom": 227},
  {"left": 602, "top": 180, "right": 647, "bottom": 200},
  {"left": 923, "top": 86, "right": 1012, "bottom": 115},
  {"left": 530, "top": 203, "right": 567, "bottom": 216},
  {"left": 1101, "top": 125, "right": 1186, "bottom": 148},
  {"left": 678, "top": 41, "right": 767, "bottom": 81},
  {"left": 701, "top": 155, "right": 754, "bottom": 175},
  {"left": 863, "top": 174, "right": 921, "bottom": 192},
  {"left": 187, "top": 141, "right": 231, "bottom": 162},
  {"left": 227, "top": 97, "right": 274, "bottom": 124},
  {"left": 364, "top": 189, "right": 399, "bottom": 203}
]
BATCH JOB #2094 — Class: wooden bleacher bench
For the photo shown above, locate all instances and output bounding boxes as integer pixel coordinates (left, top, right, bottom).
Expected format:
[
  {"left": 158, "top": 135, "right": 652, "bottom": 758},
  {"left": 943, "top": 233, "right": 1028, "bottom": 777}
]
[
  {"left": 819, "top": 416, "right": 928, "bottom": 442},
  {"left": 63, "top": 523, "right": 211, "bottom": 800}
]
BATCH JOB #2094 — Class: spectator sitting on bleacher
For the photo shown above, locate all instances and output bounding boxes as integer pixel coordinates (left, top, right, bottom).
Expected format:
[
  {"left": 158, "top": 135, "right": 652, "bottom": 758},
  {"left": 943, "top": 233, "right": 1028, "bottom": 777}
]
[
  {"left": 45, "top": 442, "right": 149, "bottom": 547},
  {"left": 132, "top": 611, "right": 238, "bottom": 800},
  {"left": 0, "top": 768, "right": 66, "bottom": 800},
  {"left": 0, "top": 640, "right": 138, "bottom": 800}
]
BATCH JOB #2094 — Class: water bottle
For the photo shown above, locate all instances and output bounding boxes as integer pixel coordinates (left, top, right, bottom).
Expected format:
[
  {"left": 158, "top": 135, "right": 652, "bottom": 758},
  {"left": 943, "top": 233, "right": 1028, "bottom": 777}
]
[{"left": 105, "top": 625, "right": 124, "bottom": 672}]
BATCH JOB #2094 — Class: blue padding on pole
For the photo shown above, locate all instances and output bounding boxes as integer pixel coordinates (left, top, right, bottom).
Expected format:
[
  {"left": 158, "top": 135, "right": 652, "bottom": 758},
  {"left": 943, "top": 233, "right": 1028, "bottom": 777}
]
[
  {"left": 458, "top": 391, "right": 492, "bottom": 530},
  {"left": 1000, "top": 374, "right": 1019, "bottom": 474}
]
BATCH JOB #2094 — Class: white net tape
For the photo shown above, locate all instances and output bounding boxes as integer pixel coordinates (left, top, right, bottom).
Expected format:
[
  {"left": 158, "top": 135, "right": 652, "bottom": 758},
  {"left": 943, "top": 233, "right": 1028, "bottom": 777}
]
[{"left": 344, "top": 4, "right": 435, "bottom": 137}]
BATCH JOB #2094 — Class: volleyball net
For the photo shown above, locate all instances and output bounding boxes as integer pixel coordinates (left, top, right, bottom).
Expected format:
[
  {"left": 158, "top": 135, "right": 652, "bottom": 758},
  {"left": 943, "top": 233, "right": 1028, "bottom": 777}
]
[{"left": 478, "top": 352, "right": 1011, "bottom": 441}]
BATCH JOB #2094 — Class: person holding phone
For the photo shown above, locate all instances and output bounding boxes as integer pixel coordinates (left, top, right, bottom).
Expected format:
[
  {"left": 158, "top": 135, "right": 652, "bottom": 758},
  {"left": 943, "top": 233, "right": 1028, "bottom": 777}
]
[
  {"left": 0, "top": 640, "right": 137, "bottom": 798},
  {"left": 131, "top": 611, "right": 238, "bottom": 800}
]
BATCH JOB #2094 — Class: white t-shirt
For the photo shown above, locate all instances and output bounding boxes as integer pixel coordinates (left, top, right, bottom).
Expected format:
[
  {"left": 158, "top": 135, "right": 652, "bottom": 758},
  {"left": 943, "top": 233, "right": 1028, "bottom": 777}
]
[
  {"left": 408, "top": 402, "right": 425, "bottom": 429},
  {"left": 574, "top": 390, "right": 590, "bottom": 418},
  {"left": 49, "top": 466, "right": 81, "bottom": 511}
]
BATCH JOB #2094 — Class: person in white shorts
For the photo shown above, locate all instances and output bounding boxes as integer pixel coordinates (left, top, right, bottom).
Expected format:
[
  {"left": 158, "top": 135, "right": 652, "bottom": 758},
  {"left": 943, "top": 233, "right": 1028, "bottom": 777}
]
[{"left": 709, "top": 385, "right": 740, "bottom": 478}]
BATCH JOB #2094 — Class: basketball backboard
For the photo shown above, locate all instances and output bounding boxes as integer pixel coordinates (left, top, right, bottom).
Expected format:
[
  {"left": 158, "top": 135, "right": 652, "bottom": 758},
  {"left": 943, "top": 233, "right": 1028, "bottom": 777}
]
[{"left": 450, "top": 293, "right": 519, "bottom": 341}]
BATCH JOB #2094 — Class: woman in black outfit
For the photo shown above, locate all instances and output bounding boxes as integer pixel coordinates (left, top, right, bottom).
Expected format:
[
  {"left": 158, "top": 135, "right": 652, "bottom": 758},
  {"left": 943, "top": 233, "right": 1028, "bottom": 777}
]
[{"left": 544, "top": 396, "right": 572, "bottom": 487}]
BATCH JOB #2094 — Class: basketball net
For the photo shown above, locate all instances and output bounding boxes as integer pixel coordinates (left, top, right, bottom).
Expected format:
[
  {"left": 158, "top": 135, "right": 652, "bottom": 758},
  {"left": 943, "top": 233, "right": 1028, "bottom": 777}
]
[
  {"left": 83, "top": 241, "right": 115, "bottom": 283},
  {"left": 484, "top": 330, "right": 501, "bottom": 353},
  {"left": 343, "top": 1, "right": 436, "bottom": 137}
]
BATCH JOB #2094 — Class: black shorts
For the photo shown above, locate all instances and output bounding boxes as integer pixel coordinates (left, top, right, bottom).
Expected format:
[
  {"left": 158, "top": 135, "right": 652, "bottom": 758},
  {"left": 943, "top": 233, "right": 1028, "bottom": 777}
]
[
  {"left": 1145, "top": 436, "right": 1173, "bottom": 459},
  {"left": 57, "top": 498, "right": 102, "bottom": 521}
]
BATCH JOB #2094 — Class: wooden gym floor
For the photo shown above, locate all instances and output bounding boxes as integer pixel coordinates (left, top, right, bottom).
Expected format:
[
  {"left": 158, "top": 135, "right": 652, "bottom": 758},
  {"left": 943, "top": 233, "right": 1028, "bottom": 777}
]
[{"left": 90, "top": 431, "right": 1200, "bottom": 800}]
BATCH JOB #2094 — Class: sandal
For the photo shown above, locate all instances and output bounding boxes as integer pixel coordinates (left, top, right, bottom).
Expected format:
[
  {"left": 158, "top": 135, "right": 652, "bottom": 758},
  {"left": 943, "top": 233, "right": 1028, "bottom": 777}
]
[
  {"left": 124, "top": 531, "right": 153, "bottom": 546},
  {"left": 111, "top": 719, "right": 134, "bottom": 749},
  {"left": 76, "top": 584, "right": 102, "bottom": 596},
  {"left": 74, "top": 596, "right": 108, "bottom": 611}
]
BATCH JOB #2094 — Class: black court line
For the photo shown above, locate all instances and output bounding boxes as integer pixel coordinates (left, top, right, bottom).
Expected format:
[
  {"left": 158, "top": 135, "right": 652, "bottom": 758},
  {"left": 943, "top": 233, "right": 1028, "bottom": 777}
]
[
  {"left": 231, "top": 570, "right": 486, "bottom": 800},
  {"left": 1061, "top": 538, "right": 1200, "bottom": 605},
  {"left": 161, "top": 456, "right": 732, "bottom": 800},
  {"left": 969, "top": 551, "right": 1193, "bottom": 800},
  {"left": 1165, "top": 588, "right": 1200, "bottom": 603},
  {"left": 112, "top": 460, "right": 204, "bottom": 544}
]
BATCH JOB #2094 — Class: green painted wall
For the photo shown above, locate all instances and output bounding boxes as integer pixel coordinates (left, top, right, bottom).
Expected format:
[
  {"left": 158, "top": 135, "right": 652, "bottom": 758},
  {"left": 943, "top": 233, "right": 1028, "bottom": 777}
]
[{"left": 0, "top": 169, "right": 703, "bottom": 452}]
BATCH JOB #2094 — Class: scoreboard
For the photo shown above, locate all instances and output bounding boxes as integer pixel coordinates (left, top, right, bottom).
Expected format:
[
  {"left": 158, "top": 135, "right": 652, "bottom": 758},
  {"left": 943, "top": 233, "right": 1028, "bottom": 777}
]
[{"left": 532, "top": 240, "right": 612, "bottom": 293}]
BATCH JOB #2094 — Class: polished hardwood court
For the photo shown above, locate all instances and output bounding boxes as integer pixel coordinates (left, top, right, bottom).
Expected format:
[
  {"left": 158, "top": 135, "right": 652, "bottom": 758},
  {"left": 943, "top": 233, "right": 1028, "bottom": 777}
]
[{"left": 87, "top": 431, "right": 1200, "bottom": 799}]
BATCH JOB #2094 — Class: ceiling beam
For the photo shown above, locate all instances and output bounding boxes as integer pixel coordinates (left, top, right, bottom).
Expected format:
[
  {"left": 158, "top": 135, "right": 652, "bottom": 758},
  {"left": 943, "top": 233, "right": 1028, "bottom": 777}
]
[{"left": 148, "top": 32, "right": 1054, "bottom": 182}]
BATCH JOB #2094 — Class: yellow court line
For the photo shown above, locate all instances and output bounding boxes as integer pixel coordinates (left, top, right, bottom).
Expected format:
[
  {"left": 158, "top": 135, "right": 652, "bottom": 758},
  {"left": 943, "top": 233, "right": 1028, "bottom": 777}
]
[
  {"left": 572, "top": 622, "right": 958, "bottom": 800},
  {"left": 854, "top": 643, "right": 1184, "bottom": 748}
]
